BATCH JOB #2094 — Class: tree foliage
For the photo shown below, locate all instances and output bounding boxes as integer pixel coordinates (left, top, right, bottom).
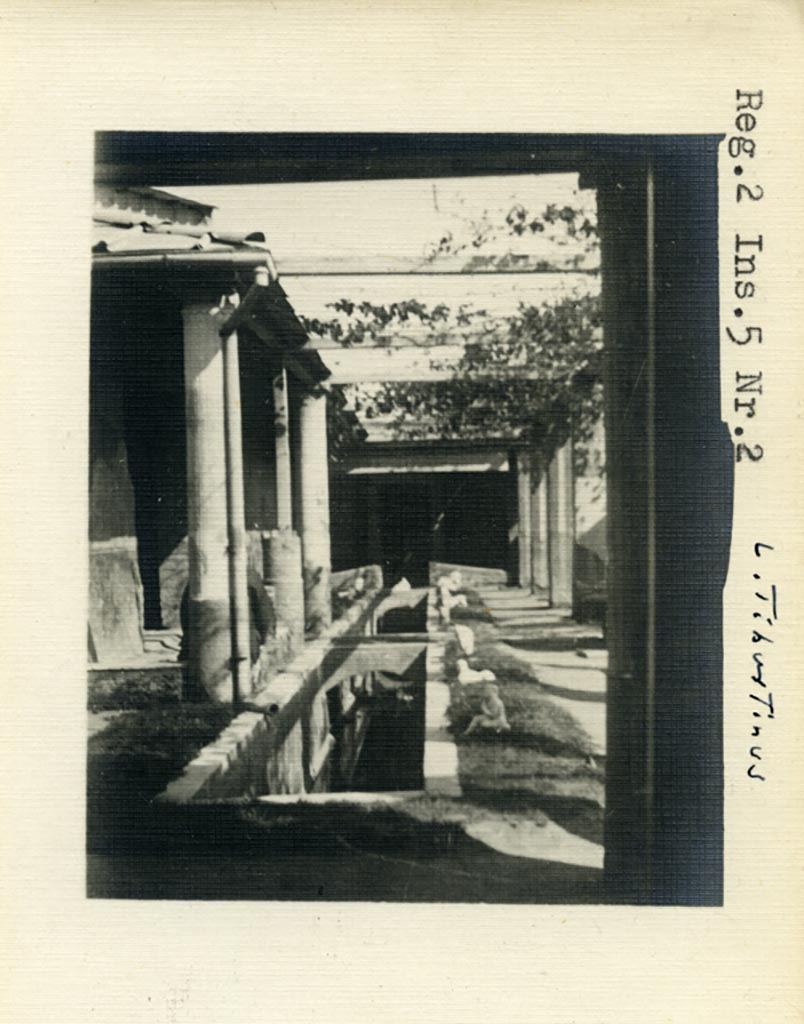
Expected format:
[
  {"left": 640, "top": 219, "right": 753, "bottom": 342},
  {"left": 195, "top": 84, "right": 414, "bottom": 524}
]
[
  {"left": 424, "top": 193, "right": 599, "bottom": 271},
  {"left": 304, "top": 193, "right": 604, "bottom": 470}
]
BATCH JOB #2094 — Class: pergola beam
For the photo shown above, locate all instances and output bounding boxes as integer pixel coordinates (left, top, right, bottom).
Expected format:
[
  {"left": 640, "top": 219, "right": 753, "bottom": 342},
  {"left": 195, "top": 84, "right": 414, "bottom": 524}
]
[
  {"left": 320, "top": 345, "right": 548, "bottom": 384},
  {"left": 95, "top": 131, "right": 719, "bottom": 187}
]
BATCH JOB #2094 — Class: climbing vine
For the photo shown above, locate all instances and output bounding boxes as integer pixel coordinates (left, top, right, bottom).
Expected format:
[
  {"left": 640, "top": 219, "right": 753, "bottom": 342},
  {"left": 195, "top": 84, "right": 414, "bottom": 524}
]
[
  {"left": 305, "top": 194, "right": 604, "bottom": 471},
  {"left": 423, "top": 196, "right": 599, "bottom": 271}
]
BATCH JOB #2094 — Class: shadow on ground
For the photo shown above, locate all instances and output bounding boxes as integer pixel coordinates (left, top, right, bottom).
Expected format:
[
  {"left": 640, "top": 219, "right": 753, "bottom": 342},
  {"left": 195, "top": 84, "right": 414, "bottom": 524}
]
[{"left": 87, "top": 801, "right": 603, "bottom": 903}]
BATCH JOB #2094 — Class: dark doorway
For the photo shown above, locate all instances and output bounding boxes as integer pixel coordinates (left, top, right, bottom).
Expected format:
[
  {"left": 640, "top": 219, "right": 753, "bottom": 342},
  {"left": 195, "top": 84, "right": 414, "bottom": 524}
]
[{"left": 331, "top": 471, "right": 513, "bottom": 586}]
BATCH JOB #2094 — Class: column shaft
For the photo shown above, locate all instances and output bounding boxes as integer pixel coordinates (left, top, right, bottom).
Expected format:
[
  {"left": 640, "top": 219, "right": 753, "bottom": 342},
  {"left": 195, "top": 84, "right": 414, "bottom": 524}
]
[
  {"left": 530, "top": 458, "right": 550, "bottom": 594},
  {"left": 263, "top": 528, "right": 305, "bottom": 654},
  {"left": 299, "top": 389, "right": 332, "bottom": 633},
  {"left": 183, "top": 302, "right": 232, "bottom": 702},
  {"left": 516, "top": 451, "right": 533, "bottom": 589},
  {"left": 547, "top": 440, "right": 574, "bottom": 609}
]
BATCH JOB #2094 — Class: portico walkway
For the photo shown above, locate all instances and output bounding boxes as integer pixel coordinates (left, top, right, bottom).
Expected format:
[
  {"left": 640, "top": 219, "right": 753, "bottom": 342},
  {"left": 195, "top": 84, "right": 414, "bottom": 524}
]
[
  {"left": 471, "top": 586, "right": 607, "bottom": 759},
  {"left": 476, "top": 586, "right": 603, "bottom": 645}
]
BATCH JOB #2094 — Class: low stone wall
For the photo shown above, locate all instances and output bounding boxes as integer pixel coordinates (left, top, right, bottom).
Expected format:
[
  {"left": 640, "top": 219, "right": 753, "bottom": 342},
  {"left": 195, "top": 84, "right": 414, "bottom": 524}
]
[
  {"left": 331, "top": 565, "right": 383, "bottom": 592},
  {"left": 157, "top": 575, "right": 384, "bottom": 804},
  {"left": 428, "top": 561, "right": 509, "bottom": 590},
  {"left": 331, "top": 564, "right": 384, "bottom": 620}
]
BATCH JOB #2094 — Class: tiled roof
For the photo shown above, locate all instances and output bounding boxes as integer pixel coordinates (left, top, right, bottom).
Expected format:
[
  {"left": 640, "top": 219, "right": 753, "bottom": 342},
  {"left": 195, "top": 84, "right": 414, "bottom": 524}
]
[
  {"left": 94, "top": 184, "right": 213, "bottom": 228},
  {"left": 92, "top": 186, "right": 329, "bottom": 385},
  {"left": 92, "top": 219, "right": 272, "bottom": 256},
  {"left": 93, "top": 183, "right": 272, "bottom": 257}
]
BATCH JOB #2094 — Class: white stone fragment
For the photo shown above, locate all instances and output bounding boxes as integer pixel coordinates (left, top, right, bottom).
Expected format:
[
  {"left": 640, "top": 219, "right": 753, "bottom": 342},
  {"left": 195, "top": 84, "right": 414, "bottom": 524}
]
[
  {"left": 453, "top": 623, "right": 475, "bottom": 656},
  {"left": 456, "top": 658, "right": 495, "bottom": 685},
  {"left": 448, "top": 570, "right": 463, "bottom": 591}
]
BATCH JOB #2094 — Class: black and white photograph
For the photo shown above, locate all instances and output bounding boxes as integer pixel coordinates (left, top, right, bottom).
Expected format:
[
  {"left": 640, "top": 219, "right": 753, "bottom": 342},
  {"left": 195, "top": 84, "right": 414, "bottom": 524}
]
[
  {"left": 3, "top": 3, "right": 803, "bottom": 1022},
  {"left": 87, "top": 132, "right": 728, "bottom": 905}
]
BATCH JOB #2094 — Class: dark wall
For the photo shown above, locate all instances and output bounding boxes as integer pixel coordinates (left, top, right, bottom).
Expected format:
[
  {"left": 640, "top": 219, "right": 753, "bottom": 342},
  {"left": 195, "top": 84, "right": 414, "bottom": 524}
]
[
  {"left": 331, "top": 470, "right": 515, "bottom": 587},
  {"left": 91, "top": 274, "right": 188, "bottom": 628},
  {"left": 240, "top": 336, "right": 280, "bottom": 533},
  {"left": 90, "top": 274, "right": 280, "bottom": 631},
  {"left": 88, "top": 371, "right": 136, "bottom": 543}
]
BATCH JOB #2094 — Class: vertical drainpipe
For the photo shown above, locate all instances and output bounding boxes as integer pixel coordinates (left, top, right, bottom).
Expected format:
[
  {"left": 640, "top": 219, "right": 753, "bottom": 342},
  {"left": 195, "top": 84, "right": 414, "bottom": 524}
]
[{"left": 221, "top": 309, "right": 251, "bottom": 706}]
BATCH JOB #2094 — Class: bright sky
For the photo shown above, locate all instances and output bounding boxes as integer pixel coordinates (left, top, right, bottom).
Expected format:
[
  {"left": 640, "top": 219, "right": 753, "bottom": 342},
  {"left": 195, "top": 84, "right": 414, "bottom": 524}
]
[
  {"left": 160, "top": 173, "right": 594, "bottom": 273},
  {"left": 163, "top": 174, "right": 605, "bottom": 520}
]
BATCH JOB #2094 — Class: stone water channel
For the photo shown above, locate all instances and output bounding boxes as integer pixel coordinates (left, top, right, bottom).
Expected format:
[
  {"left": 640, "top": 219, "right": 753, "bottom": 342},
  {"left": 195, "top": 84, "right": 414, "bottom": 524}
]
[
  {"left": 157, "top": 583, "right": 451, "bottom": 805},
  {"left": 92, "top": 578, "right": 606, "bottom": 901}
]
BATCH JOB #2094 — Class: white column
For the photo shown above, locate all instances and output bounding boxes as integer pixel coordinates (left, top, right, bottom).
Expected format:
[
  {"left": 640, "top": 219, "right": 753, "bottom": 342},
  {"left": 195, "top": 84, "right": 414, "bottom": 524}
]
[
  {"left": 531, "top": 458, "right": 550, "bottom": 595},
  {"left": 222, "top": 328, "right": 251, "bottom": 702},
  {"left": 271, "top": 363, "right": 306, "bottom": 647},
  {"left": 516, "top": 451, "right": 533, "bottom": 589},
  {"left": 264, "top": 528, "right": 306, "bottom": 655},
  {"left": 547, "top": 439, "right": 575, "bottom": 610},
  {"left": 183, "top": 302, "right": 233, "bottom": 702},
  {"left": 299, "top": 388, "right": 332, "bottom": 633}
]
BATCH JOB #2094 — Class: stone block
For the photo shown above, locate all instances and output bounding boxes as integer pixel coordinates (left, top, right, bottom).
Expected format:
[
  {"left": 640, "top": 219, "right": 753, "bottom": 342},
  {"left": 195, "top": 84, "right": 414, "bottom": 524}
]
[
  {"left": 265, "top": 721, "right": 305, "bottom": 795},
  {"left": 88, "top": 539, "right": 145, "bottom": 663}
]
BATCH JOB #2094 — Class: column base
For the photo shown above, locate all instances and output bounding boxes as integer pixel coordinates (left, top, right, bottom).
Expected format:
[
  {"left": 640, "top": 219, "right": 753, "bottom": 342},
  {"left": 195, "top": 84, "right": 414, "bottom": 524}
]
[{"left": 186, "top": 596, "right": 234, "bottom": 702}]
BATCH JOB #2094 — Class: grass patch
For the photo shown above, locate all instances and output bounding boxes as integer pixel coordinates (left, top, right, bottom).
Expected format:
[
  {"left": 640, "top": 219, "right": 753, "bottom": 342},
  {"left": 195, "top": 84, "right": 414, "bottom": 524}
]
[
  {"left": 455, "top": 789, "right": 604, "bottom": 846},
  {"left": 447, "top": 679, "right": 596, "bottom": 758},
  {"left": 442, "top": 626, "right": 604, "bottom": 834},
  {"left": 471, "top": 642, "right": 546, "bottom": 681},
  {"left": 87, "top": 667, "right": 183, "bottom": 711},
  {"left": 87, "top": 702, "right": 236, "bottom": 844},
  {"left": 239, "top": 801, "right": 466, "bottom": 859},
  {"left": 89, "top": 703, "right": 234, "bottom": 763},
  {"left": 448, "top": 673, "right": 600, "bottom": 785}
]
